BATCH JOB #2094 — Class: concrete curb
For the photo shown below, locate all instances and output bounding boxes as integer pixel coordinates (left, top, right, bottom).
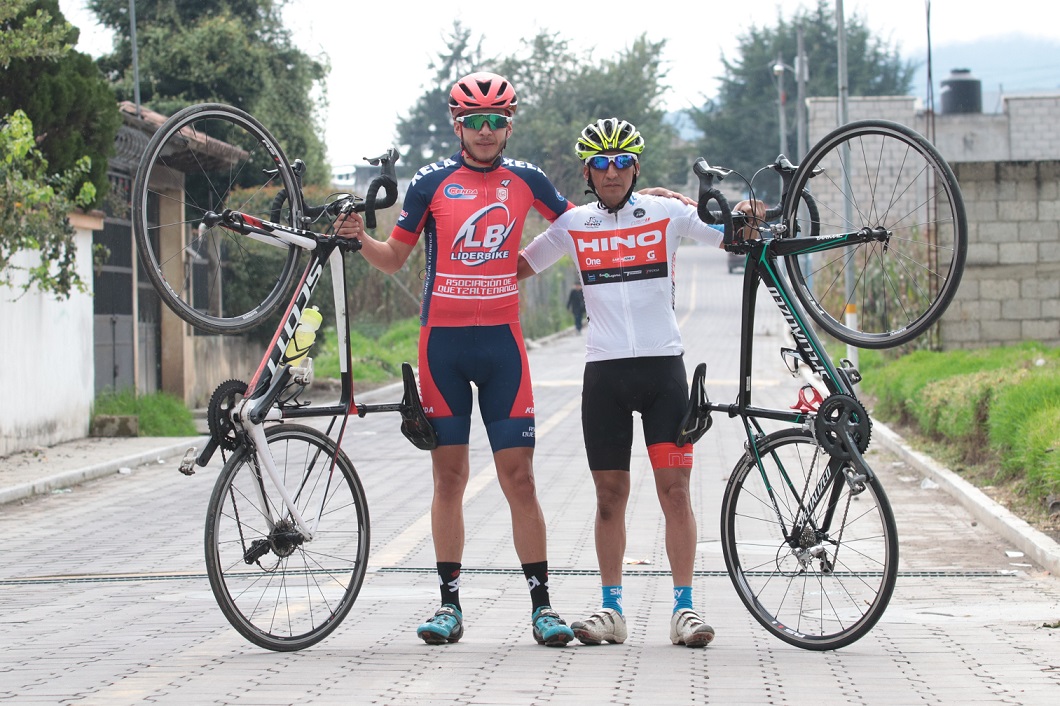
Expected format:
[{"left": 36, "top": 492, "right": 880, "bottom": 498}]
[
  {"left": 872, "top": 420, "right": 1060, "bottom": 576},
  {"left": 0, "top": 437, "right": 207, "bottom": 507}
]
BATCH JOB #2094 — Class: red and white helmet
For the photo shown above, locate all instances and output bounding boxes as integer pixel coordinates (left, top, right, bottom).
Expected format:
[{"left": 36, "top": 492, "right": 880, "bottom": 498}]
[{"left": 449, "top": 72, "right": 519, "bottom": 118}]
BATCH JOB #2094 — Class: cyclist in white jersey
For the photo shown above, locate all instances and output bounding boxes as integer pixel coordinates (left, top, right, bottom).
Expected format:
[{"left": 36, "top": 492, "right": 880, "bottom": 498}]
[{"left": 517, "top": 118, "right": 762, "bottom": 647}]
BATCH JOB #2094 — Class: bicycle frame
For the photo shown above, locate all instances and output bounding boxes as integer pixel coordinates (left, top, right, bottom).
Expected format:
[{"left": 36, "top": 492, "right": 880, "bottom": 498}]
[
  {"left": 708, "top": 230, "right": 878, "bottom": 548},
  {"left": 188, "top": 206, "right": 409, "bottom": 543}
]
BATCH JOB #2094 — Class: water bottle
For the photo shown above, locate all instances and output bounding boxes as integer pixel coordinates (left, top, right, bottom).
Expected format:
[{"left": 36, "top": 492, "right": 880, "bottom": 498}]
[{"left": 284, "top": 306, "right": 323, "bottom": 367}]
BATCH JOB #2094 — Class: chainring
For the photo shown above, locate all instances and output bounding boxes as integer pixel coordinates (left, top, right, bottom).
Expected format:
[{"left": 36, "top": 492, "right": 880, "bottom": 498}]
[
  {"left": 207, "top": 379, "right": 249, "bottom": 451},
  {"left": 813, "top": 393, "right": 871, "bottom": 461}
]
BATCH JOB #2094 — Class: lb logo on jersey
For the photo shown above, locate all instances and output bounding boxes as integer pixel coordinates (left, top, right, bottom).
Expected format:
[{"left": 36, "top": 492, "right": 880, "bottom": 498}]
[
  {"left": 443, "top": 184, "right": 478, "bottom": 200},
  {"left": 451, "top": 204, "right": 516, "bottom": 266},
  {"left": 496, "top": 187, "right": 509, "bottom": 202}
]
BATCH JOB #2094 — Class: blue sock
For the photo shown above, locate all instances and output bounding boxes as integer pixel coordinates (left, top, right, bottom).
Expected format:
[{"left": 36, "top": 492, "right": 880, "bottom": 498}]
[
  {"left": 673, "top": 586, "right": 693, "bottom": 613},
  {"left": 602, "top": 585, "right": 623, "bottom": 614}
]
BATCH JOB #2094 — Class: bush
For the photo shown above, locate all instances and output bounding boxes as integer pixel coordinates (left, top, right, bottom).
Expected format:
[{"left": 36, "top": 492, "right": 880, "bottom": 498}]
[
  {"left": 989, "top": 373, "right": 1060, "bottom": 493},
  {"left": 863, "top": 342, "right": 1058, "bottom": 423},
  {"left": 1014, "top": 408, "right": 1060, "bottom": 497},
  {"left": 92, "top": 390, "right": 197, "bottom": 437},
  {"left": 313, "top": 316, "right": 420, "bottom": 384},
  {"left": 862, "top": 342, "right": 1060, "bottom": 505},
  {"left": 912, "top": 368, "right": 1028, "bottom": 463}
]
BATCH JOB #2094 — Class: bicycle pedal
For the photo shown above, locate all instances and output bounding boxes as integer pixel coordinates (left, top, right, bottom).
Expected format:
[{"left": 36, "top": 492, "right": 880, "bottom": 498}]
[{"left": 178, "top": 447, "right": 197, "bottom": 476}]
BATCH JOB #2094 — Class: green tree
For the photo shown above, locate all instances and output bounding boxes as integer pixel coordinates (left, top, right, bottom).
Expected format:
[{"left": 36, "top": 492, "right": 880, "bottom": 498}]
[
  {"left": 688, "top": 0, "right": 915, "bottom": 201},
  {"left": 501, "top": 33, "right": 686, "bottom": 202},
  {"left": 0, "top": 0, "right": 119, "bottom": 205},
  {"left": 89, "top": 0, "right": 331, "bottom": 186},
  {"left": 0, "top": 0, "right": 71, "bottom": 67},
  {"left": 395, "top": 29, "right": 686, "bottom": 202},
  {"left": 394, "top": 21, "right": 486, "bottom": 172},
  {"left": 1, "top": 110, "right": 97, "bottom": 298}
]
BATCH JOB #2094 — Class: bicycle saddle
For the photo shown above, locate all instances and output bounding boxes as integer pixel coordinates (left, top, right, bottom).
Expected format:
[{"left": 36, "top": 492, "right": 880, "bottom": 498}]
[
  {"left": 399, "top": 362, "right": 439, "bottom": 451},
  {"left": 676, "top": 362, "right": 712, "bottom": 447}
]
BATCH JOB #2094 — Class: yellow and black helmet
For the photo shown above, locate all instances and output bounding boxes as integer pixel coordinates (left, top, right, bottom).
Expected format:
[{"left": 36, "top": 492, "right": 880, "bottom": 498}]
[{"left": 575, "top": 118, "right": 645, "bottom": 161}]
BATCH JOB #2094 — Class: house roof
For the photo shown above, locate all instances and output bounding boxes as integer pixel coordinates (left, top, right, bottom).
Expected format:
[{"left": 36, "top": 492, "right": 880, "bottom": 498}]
[{"left": 118, "top": 101, "right": 248, "bottom": 172}]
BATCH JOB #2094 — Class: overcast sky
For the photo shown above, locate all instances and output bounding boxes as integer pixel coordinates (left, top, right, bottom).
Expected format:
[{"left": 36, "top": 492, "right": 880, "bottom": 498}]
[{"left": 58, "top": 0, "right": 1060, "bottom": 167}]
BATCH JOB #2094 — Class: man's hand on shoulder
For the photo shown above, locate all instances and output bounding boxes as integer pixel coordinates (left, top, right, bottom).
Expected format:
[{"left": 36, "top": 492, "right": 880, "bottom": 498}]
[{"left": 638, "top": 187, "right": 696, "bottom": 207}]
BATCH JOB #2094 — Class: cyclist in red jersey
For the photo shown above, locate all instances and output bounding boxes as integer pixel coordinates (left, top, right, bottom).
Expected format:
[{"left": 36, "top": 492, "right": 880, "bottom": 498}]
[
  {"left": 516, "top": 118, "right": 763, "bottom": 649},
  {"left": 336, "top": 72, "right": 576, "bottom": 647}
]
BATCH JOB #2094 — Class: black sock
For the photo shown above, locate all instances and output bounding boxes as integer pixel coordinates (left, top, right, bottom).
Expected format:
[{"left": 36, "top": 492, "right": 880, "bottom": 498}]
[
  {"left": 437, "top": 561, "right": 462, "bottom": 611},
  {"left": 522, "top": 561, "right": 551, "bottom": 612}
]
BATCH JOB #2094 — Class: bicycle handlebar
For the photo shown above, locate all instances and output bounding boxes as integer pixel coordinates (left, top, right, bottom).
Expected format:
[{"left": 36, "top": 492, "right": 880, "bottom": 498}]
[
  {"left": 693, "top": 157, "right": 794, "bottom": 243},
  {"left": 693, "top": 158, "right": 735, "bottom": 244},
  {"left": 269, "top": 148, "right": 401, "bottom": 230}
]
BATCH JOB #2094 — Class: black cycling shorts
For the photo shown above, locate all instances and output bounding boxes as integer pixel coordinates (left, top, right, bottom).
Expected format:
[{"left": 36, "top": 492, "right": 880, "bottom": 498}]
[{"left": 582, "top": 355, "right": 692, "bottom": 472}]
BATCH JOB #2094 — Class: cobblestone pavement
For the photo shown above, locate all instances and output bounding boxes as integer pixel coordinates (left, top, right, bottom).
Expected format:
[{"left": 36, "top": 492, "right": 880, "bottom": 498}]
[{"left": 1, "top": 246, "right": 1058, "bottom": 704}]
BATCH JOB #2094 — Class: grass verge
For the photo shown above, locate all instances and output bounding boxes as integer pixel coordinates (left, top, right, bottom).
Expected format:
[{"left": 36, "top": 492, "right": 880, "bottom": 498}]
[
  {"left": 859, "top": 342, "right": 1060, "bottom": 538},
  {"left": 92, "top": 390, "right": 197, "bottom": 437}
]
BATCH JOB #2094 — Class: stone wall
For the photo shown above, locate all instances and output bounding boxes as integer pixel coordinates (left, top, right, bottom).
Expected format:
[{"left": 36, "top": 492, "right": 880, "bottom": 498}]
[{"left": 941, "top": 161, "right": 1060, "bottom": 348}]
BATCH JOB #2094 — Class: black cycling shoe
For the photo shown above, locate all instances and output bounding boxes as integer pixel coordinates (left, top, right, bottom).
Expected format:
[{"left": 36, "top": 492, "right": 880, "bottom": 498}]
[{"left": 676, "top": 362, "right": 712, "bottom": 447}]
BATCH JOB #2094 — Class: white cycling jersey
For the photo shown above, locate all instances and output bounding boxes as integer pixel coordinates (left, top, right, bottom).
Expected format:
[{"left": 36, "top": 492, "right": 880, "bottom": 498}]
[{"left": 521, "top": 193, "right": 723, "bottom": 362}]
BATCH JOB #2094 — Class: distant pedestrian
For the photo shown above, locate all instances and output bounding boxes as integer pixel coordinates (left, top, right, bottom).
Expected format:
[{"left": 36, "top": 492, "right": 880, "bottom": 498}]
[{"left": 567, "top": 281, "right": 586, "bottom": 333}]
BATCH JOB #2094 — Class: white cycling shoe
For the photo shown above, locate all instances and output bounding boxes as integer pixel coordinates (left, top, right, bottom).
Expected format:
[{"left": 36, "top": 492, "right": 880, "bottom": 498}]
[
  {"left": 571, "top": 608, "right": 628, "bottom": 645},
  {"left": 670, "top": 608, "right": 715, "bottom": 647}
]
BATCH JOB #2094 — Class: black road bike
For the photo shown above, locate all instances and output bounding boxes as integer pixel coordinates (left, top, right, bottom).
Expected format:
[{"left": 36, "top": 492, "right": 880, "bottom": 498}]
[{"left": 678, "top": 119, "right": 967, "bottom": 649}]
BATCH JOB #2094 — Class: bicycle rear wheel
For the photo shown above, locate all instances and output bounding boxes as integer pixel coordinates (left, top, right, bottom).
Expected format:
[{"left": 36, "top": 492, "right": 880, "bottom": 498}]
[
  {"left": 720, "top": 428, "right": 898, "bottom": 650},
  {"left": 205, "top": 424, "right": 370, "bottom": 651},
  {"left": 132, "top": 103, "right": 303, "bottom": 334},
  {"left": 783, "top": 119, "right": 967, "bottom": 348}
]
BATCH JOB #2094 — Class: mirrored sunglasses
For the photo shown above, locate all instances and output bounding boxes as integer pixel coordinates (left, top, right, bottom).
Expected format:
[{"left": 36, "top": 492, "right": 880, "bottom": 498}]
[
  {"left": 457, "top": 113, "right": 512, "bottom": 130},
  {"left": 586, "top": 153, "right": 639, "bottom": 170}
]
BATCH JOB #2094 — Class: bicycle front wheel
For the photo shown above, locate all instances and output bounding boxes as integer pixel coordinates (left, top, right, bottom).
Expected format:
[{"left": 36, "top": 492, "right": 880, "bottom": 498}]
[
  {"left": 204, "top": 424, "right": 370, "bottom": 651},
  {"left": 132, "top": 103, "right": 303, "bottom": 334},
  {"left": 783, "top": 119, "right": 967, "bottom": 348},
  {"left": 720, "top": 428, "right": 898, "bottom": 650}
]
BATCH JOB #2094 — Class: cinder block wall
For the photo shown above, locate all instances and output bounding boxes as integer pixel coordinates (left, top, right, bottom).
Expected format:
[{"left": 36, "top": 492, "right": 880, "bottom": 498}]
[
  {"left": 942, "top": 161, "right": 1060, "bottom": 348},
  {"left": 806, "top": 96, "right": 1060, "bottom": 350}
]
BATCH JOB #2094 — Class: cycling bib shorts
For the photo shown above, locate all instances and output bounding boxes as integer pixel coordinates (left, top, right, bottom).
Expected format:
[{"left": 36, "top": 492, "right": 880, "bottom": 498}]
[
  {"left": 418, "top": 323, "right": 535, "bottom": 452},
  {"left": 581, "top": 355, "right": 692, "bottom": 471}
]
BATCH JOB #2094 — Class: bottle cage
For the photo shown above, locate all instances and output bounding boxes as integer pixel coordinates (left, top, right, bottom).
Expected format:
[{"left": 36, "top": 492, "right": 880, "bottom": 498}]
[{"left": 675, "top": 362, "right": 712, "bottom": 447}]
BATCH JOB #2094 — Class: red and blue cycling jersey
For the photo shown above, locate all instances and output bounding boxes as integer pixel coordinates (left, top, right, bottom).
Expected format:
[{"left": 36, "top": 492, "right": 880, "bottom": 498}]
[{"left": 393, "top": 153, "right": 573, "bottom": 327}]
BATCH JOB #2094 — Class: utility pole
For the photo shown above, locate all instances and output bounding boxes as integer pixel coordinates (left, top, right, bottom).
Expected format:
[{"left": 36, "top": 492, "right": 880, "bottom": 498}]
[
  {"left": 774, "top": 52, "right": 789, "bottom": 159},
  {"left": 796, "top": 26, "right": 808, "bottom": 161},
  {"left": 129, "top": 0, "right": 141, "bottom": 118},
  {"left": 836, "top": 0, "right": 858, "bottom": 372}
]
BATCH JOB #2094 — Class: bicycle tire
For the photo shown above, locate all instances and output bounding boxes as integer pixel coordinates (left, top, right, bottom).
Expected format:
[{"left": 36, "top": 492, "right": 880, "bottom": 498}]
[
  {"left": 204, "top": 424, "right": 370, "bottom": 651},
  {"left": 720, "top": 428, "right": 898, "bottom": 650},
  {"left": 782, "top": 119, "right": 967, "bottom": 348},
  {"left": 132, "top": 103, "right": 303, "bottom": 334}
]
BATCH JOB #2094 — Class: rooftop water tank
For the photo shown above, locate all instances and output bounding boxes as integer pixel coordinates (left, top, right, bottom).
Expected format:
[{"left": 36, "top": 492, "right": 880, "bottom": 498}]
[{"left": 940, "top": 68, "right": 982, "bottom": 114}]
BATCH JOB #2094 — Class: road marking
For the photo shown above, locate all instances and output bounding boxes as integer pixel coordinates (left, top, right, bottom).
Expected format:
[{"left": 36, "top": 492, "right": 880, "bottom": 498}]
[{"left": 369, "top": 392, "right": 582, "bottom": 568}]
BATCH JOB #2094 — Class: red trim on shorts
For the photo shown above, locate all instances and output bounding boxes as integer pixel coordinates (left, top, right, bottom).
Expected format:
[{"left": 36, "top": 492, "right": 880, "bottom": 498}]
[
  {"left": 648, "top": 443, "right": 693, "bottom": 470},
  {"left": 417, "top": 328, "right": 451, "bottom": 418}
]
